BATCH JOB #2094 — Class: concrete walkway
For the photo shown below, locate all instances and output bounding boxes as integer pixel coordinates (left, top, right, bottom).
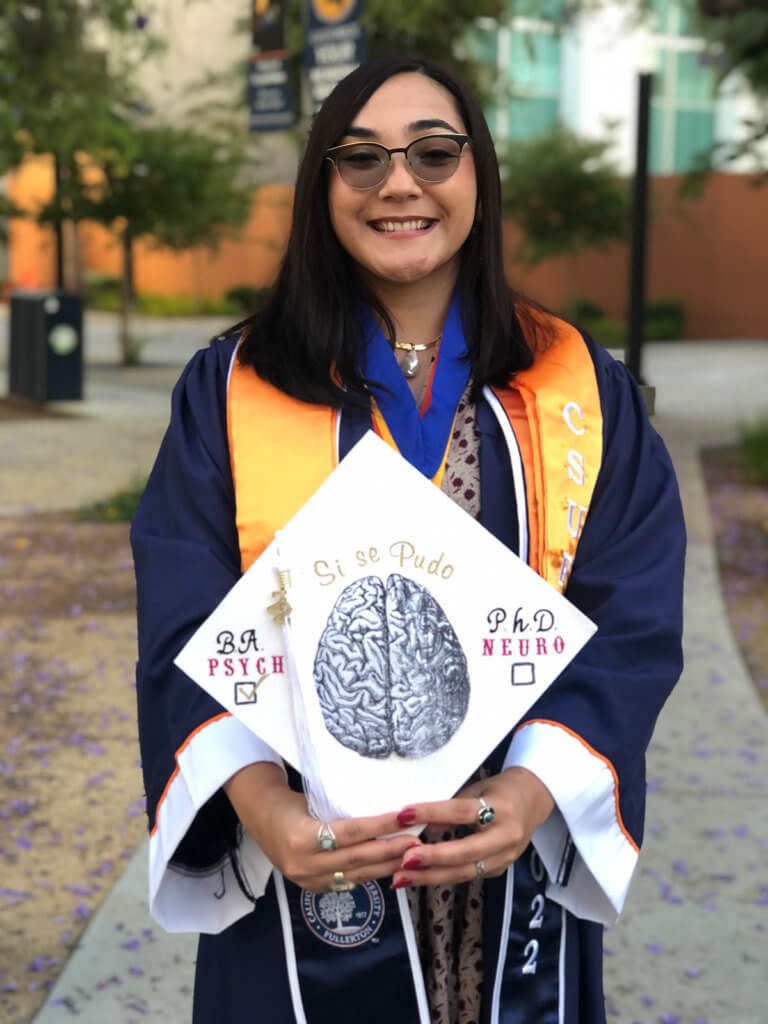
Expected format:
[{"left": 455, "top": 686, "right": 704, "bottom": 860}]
[{"left": 3, "top": 310, "right": 767, "bottom": 1023}]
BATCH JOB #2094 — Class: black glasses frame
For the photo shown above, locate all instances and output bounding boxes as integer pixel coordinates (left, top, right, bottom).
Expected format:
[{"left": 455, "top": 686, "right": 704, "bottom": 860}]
[{"left": 325, "top": 133, "right": 472, "bottom": 190}]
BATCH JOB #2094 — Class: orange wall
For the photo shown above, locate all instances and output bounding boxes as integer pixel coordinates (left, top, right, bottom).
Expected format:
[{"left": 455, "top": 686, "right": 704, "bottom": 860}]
[
  {"left": 7, "top": 155, "right": 57, "bottom": 289},
  {"left": 77, "top": 183, "right": 294, "bottom": 295},
  {"left": 504, "top": 174, "right": 768, "bottom": 339},
  {"left": 7, "top": 159, "right": 768, "bottom": 338}
]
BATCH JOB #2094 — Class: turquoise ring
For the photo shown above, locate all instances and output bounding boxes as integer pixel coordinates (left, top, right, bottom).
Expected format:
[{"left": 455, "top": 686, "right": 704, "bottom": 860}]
[
  {"left": 316, "top": 823, "right": 338, "bottom": 851},
  {"left": 477, "top": 797, "right": 495, "bottom": 827}
]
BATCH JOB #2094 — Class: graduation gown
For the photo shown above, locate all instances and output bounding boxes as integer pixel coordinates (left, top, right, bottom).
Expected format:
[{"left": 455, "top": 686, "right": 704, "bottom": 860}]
[{"left": 131, "top": 329, "right": 685, "bottom": 1023}]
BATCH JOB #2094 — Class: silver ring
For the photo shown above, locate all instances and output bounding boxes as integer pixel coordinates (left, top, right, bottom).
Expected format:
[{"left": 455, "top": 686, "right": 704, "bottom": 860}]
[
  {"left": 316, "top": 823, "right": 337, "bottom": 852},
  {"left": 475, "top": 860, "right": 486, "bottom": 878},
  {"left": 476, "top": 797, "right": 495, "bottom": 827},
  {"left": 330, "top": 870, "right": 355, "bottom": 893}
]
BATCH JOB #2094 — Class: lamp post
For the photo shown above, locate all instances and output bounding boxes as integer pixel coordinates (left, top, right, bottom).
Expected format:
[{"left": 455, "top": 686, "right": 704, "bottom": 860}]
[{"left": 625, "top": 27, "right": 658, "bottom": 386}]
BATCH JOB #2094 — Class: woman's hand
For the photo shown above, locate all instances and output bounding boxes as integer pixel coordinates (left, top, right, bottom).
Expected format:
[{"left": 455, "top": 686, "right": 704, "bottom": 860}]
[
  {"left": 390, "top": 766, "right": 555, "bottom": 889},
  {"left": 224, "top": 762, "right": 421, "bottom": 893}
]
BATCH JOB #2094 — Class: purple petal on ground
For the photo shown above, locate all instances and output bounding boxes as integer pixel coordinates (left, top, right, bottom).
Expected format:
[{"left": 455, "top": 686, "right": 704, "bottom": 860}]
[
  {"left": 646, "top": 942, "right": 663, "bottom": 955},
  {"left": 129, "top": 965, "right": 144, "bottom": 976},
  {"left": 124, "top": 1000, "right": 150, "bottom": 1015},
  {"left": 95, "top": 975, "right": 122, "bottom": 990},
  {"left": 659, "top": 1015, "right": 681, "bottom": 1024},
  {"left": 121, "top": 938, "right": 141, "bottom": 950},
  {"left": 733, "top": 825, "right": 749, "bottom": 837},
  {"left": 16, "top": 836, "right": 32, "bottom": 849},
  {"left": 686, "top": 967, "right": 700, "bottom": 978},
  {"left": 73, "top": 902, "right": 92, "bottom": 921}
]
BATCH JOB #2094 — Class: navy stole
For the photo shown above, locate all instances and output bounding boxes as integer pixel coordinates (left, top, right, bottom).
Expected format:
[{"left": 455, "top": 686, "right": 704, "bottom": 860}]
[
  {"left": 278, "top": 764, "right": 426, "bottom": 1023},
  {"left": 482, "top": 847, "right": 567, "bottom": 1023},
  {"left": 281, "top": 878, "right": 425, "bottom": 1021}
]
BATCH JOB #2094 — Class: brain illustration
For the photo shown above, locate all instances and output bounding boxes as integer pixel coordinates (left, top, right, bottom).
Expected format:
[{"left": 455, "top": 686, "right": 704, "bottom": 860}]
[{"left": 313, "top": 574, "right": 469, "bottom": 759}]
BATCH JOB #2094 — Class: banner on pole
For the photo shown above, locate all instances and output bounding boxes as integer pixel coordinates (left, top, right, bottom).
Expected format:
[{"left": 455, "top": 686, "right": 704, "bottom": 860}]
[
  {"left": 303, "top": 0, "right": 366, "bottom": 113},
  {"left": 249, "top": 0, "right": 295, "bottom": 132}
]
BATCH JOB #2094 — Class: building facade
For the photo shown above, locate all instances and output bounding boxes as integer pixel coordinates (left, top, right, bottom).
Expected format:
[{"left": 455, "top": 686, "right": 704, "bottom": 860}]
[
  {"left": 4, "top": 2, "right": 767, "bottom": 336},
  {"left": 471, "top": 0, "right": 766, "bottom": 175}
]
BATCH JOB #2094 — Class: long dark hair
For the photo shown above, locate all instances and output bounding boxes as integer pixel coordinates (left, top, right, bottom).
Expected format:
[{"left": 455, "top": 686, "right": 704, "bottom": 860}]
[{"left": 236, "top": 55, "right": 543, "bottom": 406}]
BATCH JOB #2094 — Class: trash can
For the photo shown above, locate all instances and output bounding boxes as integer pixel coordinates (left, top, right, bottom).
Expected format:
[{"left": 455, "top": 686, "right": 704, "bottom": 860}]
[{"left": 8, "top": 290, "right": 83, "bottom": 402}]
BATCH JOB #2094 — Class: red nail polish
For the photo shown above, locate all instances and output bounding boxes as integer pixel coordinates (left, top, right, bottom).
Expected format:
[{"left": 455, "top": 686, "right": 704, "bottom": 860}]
[
  {"left": 398, "top": 809, "right": 417, "bottom": 826},
  {"left": 403, "top": 856, "right": 422, "bottom": 870},
  {"left": 391, "top": 876, "right": 411, "bottom": 890},
  {"left": 404, "top": 840, "right": 422, "bottom": 851}
]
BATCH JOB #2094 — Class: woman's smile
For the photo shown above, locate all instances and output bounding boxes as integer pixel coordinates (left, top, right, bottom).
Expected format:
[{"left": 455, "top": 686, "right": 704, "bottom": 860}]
[{"left": 368, "top": 217, "right": 437, "bottom": 235}]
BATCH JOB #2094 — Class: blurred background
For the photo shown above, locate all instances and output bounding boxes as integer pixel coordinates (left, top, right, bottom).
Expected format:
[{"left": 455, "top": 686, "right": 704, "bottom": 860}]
[{"left": 0, "top": 2, "right": 766, "bottom": 1023}]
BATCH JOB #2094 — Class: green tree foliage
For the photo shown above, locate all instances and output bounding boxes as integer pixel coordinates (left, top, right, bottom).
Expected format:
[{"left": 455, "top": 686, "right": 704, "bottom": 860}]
[
  {"left": 1, "top": 1, "right": 254, "bottom": 361},
  {"left": 0, "top": 0, "right": 146, "bottom": 156},
  {"left": 0, "top": 0, "right": 158, "bottom": 279},
  {"left": 499, "top": 127, "right": 630, "bottom": 265},
  {"left": 62, "top": 122, "right": 252, "bottom": 363},
  {"left": 363, "top": 0, "right": 505, "bottom": 95},
  {"left": 698, "top": 1, "right": 768, "bottom": 171}
]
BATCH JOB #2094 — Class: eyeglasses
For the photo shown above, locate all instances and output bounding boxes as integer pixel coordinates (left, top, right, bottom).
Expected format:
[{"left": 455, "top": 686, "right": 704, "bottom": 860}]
[{"left": 325, "top": 133, "right": 471, "bottom": 190}]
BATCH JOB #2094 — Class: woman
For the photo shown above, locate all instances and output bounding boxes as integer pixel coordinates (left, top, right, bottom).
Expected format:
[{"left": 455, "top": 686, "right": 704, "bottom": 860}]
[{"left": 132, "top": 56, "right": 685, "bottom": 1024}]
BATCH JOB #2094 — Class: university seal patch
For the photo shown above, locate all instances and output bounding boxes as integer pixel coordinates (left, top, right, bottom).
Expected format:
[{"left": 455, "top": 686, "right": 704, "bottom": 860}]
[{"left": 301, "top": 880, "right": 384, "bottom": 948}]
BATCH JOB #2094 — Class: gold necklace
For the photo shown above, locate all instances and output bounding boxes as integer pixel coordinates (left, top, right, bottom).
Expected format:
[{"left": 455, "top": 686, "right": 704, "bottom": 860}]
[{"left": 393, "top": 335, "right": 441, "bottom": 378}]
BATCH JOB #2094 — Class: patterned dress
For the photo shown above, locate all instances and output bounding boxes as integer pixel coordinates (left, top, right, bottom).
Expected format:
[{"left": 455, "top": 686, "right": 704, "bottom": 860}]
[{"left": 407, "top": 383, "right": 486, "bottom": 1024}]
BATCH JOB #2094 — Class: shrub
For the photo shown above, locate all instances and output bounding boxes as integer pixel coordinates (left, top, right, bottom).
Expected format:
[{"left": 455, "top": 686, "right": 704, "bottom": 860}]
[
  {"left": 83, "top": 273, "right": 122, "bottom": 311},
  {"left": 135, "top": 293, "right": 239, "bottom": 316},
  {"left": 582, "top": 317, "right": 626, "bottom": 349},
  {"left": 562, "top": 298, "right": 686, "bottom": 348},
  {"left": 645, "top": 300, "right": 686, "bottom": 341},
  {"left": 740, "top": 420, "right": 768, "bottom": 485},
  {"left": 561, "top": 299, "right": 605, "bottom": 324},
  {"left": 74, "top": 477, "right": 148, "bottom": 523},
  {"left": 225, "top": 285, "right": 271, "bottom": 313},
  {"left": 199, "top": 297, "right": 240, "bottom": 316}
]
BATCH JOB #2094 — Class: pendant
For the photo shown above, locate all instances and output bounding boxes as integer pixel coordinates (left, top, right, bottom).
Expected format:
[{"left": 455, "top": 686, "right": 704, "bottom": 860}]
[{"left": 403, "top": 349, "right": 419, "bottom": 378}]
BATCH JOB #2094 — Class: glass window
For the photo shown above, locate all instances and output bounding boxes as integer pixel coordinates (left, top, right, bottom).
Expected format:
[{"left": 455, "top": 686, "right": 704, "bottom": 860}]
[
  {"left": 506, "top": 96, "right": 560, "bottom": 140},
  {"left": 650, "top": 0, "right": 671, "bottom": 34},
  {"left": 649, "top": 103, "right": 667, "bottom": 174},
  {"left": 466, "top": 21, "right": 497, "bottom": 65},
  {"left": 674, "top": 109, "right": 714, "bottom": 169},
  {"left": 508, "top": 31, "right": 561, "bottom": 95},
  {"left": 676, "top": 51, "right": 716, "bottom": 106}
]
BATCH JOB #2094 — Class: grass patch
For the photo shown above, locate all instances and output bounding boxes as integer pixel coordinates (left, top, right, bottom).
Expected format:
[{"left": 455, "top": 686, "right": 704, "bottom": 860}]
[
  {"left": 740, "top": 420, "right": 768, "bottom": 485},
  {"left": 74, "top": 477, "right": 147, "bottom": 523}
]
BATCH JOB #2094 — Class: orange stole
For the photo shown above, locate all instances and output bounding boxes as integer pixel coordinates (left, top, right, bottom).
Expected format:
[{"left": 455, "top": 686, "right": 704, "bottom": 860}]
[
  {"left": 491, "top": 316, "right": 602, "bottom": 591},
  {"left": 226, "top": 347, "right": 339, "bottom": 572},
  {"left": 227, "top": 321, "right": 603, "bottom": 586}
]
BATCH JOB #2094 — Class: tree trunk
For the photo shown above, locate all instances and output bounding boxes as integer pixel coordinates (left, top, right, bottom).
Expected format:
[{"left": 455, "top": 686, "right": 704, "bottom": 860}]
[
  {"left": 119, "top": 233, "right": 137, "bottom": 365},
  {"left": 53, "top": 153, "right": 65, "bottom": 290}
]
